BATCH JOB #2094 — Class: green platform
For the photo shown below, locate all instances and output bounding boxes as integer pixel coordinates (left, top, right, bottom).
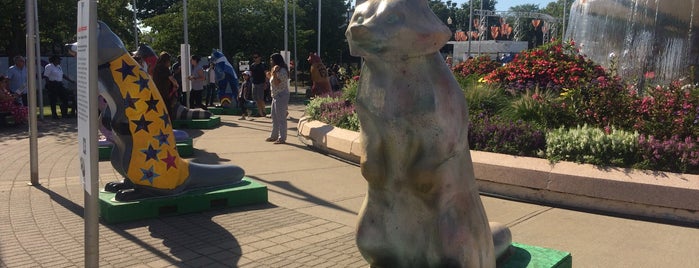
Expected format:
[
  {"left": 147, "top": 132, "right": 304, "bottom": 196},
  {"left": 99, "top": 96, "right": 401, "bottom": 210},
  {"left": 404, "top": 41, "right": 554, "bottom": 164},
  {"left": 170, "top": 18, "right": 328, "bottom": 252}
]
[
  {"left": 208, "top": 106, "right": 271, "bottom": 116},
  {"left": 499, "top": 242, "right": 572, "bottom": 268},
  {"left": 172, "top": 116, "right": 221, "bottom": 129},
  {"left": 98, "top": 139, "right": 193, "bottom": 160},
  {"left": 99, "top": 177, "right": 267, "bottom": 224}
]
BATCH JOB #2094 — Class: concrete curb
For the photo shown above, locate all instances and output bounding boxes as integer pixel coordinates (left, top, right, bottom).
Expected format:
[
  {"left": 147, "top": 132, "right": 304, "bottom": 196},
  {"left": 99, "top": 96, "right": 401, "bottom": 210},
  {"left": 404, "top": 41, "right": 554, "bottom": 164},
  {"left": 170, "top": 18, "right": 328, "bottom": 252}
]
[{"left": 297, "top": 117, "right": 699, "bottom": 224}]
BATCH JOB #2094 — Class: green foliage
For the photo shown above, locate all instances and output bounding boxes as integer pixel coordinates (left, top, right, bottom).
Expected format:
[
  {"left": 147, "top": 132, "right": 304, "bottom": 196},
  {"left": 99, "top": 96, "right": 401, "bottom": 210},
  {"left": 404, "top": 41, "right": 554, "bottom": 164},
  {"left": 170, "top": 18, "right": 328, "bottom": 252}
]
[
  {"left": 341, "top": 79, "right": 358, "bottom": 103},
  {"left": 462, "top": 83, "right": 509, "bottom": 117},
  {"left": 501, "top": 87, "right": 572, "bottom": 129},
  {"left": 469, "top": 115, "right": 547, "bottom": 157},
  {"left": 546, "top": 125, "right": 640, "bottom": 167}
]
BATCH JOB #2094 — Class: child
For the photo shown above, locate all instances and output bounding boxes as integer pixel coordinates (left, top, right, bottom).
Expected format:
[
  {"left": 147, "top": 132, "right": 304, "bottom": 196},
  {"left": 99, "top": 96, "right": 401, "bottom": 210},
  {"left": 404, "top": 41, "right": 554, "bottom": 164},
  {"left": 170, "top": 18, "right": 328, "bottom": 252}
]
[{"left": 238, "top": 70, "right": 253, "bottom": 120}]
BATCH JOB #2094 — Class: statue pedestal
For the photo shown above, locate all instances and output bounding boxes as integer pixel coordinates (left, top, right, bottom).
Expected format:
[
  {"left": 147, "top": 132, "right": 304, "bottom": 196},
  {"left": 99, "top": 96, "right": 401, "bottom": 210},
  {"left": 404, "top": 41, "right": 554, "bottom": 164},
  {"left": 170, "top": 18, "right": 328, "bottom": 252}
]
[
  {"left": 208, "top": 106, "right": 270, "bottom": 116},
  {"left": 98, "top": 177, "right": 267, "bottom": 224},
  {"left": 499, "top": 242, "right": 572, "bottom": 268},
  {"left": 98, "top": 139, "right": 193, "bottom": 160},
  {"left": 172, "top": 116, "right": 221, "bottom": 129}
]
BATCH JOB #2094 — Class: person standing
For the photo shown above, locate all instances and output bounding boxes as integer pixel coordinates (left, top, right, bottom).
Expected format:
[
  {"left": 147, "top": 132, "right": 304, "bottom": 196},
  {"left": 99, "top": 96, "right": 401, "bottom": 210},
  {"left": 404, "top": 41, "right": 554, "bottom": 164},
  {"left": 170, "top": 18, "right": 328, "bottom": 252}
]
[
  {"left": 238, "top": 71, "right": 253, "bottom": 120},
  {"left": 187, "top": 55, "right": 206, "bottom": 109},
  {"left": 6, "top": 56, "right": 27, "bottom": 106},
  {"left": 265, "top": 53, "right": 290, "bottom": 144},
  {"left": 44, "top": 56, "right": 75, "bottom": 119},
  {"left": 249, "top": 52, "right": 267, "bottom": 117},
  {"left": 153, "top": 52, "right": 180, "bottom": 118},
  {"left": 204, "top": 61, "right": 217, "bottom": 107}
]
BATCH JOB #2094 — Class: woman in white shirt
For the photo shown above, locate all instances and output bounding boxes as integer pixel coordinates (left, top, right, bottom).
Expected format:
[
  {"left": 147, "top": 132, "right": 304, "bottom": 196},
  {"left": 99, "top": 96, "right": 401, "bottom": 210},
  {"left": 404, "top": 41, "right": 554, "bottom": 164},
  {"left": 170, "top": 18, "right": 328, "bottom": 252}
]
[{"left": 265, "top": 53, "right": 290, "bottom": 144}]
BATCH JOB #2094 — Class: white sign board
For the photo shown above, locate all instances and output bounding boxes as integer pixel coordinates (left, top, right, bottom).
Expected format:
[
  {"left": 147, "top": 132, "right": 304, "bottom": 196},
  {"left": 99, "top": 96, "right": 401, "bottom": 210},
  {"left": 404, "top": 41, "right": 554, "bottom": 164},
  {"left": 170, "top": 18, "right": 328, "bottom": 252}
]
[{"left": 76, "top": 0, "right": 97, "bottom": 195}]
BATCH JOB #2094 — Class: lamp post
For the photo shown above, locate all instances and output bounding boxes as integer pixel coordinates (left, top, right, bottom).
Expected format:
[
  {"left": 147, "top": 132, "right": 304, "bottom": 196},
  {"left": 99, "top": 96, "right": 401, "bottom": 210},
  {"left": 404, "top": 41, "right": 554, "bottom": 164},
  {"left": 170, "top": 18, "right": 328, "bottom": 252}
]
[
  {"left": 218, "top": 0, "right": 222, "bottom": 51},
  {"left": 468, "top": 0, "right": 473, "bottom": 57},
  {"left": 133, "top": 0, "right": 138, "bottom": 48},
  {"left": 317, "top": 0, "right": 321, "bottom": 55}
]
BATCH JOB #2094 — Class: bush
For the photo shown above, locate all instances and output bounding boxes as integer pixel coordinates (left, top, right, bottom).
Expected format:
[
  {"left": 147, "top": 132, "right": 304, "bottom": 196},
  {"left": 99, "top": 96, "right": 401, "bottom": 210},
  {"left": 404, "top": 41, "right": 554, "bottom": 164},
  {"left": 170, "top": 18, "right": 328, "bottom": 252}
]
[
  {"left": 452, "top": 56, "right": 501, "bottom": 78},
  {"left": 637, "top": 135, "right": 699, "bottom": 174},
  {"left": 546, "top": 125, "right": 639, "bottom": 166},
  {"left": 501, "top": 87, "right": 573, "bottom": 129},
  {"left": 484, "top": 40, "right": 611, "bottom": 96},
  {"left": 629, "top": 82, "right": 699, "bottom": 139},
  {"left": 462, "top": 83, "right": 510, "bottom": 117},
  {"left": 468, "top": 114, "right": 546, "bottom": 157},
  {"left": 304, "top": 90, "right": 359, "bottom": 132}
]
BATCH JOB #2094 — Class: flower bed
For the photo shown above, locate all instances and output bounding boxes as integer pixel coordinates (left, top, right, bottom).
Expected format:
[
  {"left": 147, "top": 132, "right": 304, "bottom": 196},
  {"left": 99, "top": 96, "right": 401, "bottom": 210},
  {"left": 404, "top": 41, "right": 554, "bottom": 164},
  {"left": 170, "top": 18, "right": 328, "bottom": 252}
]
[{"left": 305, "top": 40, "right": 699, "bottom": 175}]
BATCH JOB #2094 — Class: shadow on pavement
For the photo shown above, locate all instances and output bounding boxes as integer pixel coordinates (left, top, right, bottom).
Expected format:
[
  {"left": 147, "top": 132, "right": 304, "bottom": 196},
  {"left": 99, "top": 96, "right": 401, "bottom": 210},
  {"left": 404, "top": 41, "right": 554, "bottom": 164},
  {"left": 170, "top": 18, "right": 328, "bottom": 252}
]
[{"left": 247, "top": 175, "right": 356, "bottom": 215}]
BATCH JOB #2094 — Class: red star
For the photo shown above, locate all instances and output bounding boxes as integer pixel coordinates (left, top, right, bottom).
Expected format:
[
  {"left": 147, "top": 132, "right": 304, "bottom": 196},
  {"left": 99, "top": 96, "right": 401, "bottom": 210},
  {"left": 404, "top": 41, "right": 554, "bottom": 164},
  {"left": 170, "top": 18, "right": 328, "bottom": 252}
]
[{"left": 162, "top": 151, "right": 177, "bottom": 170}]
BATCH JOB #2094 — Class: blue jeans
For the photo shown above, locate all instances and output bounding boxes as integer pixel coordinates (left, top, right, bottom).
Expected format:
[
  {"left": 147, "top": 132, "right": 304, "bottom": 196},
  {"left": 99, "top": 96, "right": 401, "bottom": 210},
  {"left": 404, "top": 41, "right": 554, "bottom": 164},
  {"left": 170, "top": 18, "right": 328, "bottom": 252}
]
[{"left": 269, "top": 91, "right": 289, "bottom": 141}]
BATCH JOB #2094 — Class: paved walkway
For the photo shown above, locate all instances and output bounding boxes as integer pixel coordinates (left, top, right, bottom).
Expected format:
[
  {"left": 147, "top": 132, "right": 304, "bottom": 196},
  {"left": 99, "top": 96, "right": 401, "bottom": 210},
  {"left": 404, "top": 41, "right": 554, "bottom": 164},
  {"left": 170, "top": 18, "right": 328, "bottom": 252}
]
[{"left": 1, "top": 93, "right": 698, "bottom": 267}]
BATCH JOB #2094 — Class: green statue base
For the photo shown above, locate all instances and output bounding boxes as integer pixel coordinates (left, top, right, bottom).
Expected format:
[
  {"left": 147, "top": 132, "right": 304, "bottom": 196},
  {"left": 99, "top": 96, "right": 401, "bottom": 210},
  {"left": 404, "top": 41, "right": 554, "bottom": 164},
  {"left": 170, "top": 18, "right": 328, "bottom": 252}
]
[
  {"left": 172, "top": 116, "right": 221, "bottom": 129},
  {"left": 499, "top": 243, "right": 572, "bottom": 268},
  {"left": 99, "top": 177, "right": 267, "bottom": 224},
  {"left": 207, "top": 106, "right": 270, "bottom": 116}
]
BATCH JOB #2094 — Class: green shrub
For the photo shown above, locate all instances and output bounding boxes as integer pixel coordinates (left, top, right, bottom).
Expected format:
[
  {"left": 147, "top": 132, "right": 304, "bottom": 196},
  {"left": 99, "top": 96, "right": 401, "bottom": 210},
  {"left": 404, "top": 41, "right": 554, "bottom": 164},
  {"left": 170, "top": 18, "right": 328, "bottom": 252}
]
[
  {"left": 546, "top": 125, "right": 639, "bottom": 166},
  {"left": 462, "top": 83, "right": 509, "bottom": 117},
  {"left": 500, "top": 88, "right": 573, "bottom": 129},
  {"left": 341, "top": 79, "right": 358, "bottom": 103},
  {"left": 469, "top": 115, "right": 546, "bottom": 157}
]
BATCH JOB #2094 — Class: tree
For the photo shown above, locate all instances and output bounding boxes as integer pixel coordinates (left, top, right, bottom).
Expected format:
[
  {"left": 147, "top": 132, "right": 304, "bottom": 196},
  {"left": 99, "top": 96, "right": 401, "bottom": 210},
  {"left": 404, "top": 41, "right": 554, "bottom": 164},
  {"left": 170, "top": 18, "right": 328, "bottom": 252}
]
[
  {"left": 135, "top": 0, "right": 178, "bottom": 19},
  {"left": 0, "top": 0, "right": 133, "bottom": 57}
]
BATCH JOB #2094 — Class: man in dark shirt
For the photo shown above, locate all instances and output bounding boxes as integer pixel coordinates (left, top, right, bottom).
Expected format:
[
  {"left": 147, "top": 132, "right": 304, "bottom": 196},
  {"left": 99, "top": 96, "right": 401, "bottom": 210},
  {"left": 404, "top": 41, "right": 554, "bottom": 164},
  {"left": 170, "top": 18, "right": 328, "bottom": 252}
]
[{"left": 249, "top": 53, "right": 268, "bottom": 117}]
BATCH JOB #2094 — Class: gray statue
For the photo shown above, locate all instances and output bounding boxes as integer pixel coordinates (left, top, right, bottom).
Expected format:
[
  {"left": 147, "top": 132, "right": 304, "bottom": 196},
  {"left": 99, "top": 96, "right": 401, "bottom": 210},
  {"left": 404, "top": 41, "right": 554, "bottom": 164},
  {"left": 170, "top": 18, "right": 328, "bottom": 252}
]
[{"left": 346, "top": 0, "right": 510, "bottom": 267}]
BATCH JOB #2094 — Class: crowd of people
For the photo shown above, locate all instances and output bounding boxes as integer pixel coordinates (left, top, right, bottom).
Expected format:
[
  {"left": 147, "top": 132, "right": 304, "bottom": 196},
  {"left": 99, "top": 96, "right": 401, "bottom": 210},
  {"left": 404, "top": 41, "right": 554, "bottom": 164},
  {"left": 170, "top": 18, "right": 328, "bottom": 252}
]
[{"left": 2, "top": 49, "right": 353, "bottom": 145}]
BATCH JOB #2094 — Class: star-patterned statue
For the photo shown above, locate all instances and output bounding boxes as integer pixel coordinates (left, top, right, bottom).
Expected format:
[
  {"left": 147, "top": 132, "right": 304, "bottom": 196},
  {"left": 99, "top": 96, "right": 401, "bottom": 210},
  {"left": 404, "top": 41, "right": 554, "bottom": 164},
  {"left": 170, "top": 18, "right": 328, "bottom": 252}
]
[{"left": 95, "top": 21, "right": 245, "bottom": 201}]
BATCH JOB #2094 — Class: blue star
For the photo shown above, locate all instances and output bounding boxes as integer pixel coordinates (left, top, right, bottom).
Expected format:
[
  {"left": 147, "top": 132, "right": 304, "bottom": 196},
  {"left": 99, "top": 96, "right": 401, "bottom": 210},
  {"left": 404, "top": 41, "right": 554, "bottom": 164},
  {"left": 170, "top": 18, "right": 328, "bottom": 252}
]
[
  {"left": 139, "top": 166, "right": 160, "bottom": 185},
  {"left": 133, "top": 74, "right": 150, "bottom": 92},
  {"left": 159, "top": 113, "right": 171, "bottom": 128},
  {"left": 115, "top": 60, "right": 136, "bottom": 81},
  {"left": 131, "top": 115, "right": 153, "bottom": 133},
  {"left": 145, "top": 94, "right": 159, "bottom": 113},
  {"left": 140, "top": 143, "right": 161, "bottom": 162},
  {"left": 123, "top": 92, "right": 140, "bottom": 110},
  {"left": 153, "top": 130, "right": 170, "bottom": 146}
]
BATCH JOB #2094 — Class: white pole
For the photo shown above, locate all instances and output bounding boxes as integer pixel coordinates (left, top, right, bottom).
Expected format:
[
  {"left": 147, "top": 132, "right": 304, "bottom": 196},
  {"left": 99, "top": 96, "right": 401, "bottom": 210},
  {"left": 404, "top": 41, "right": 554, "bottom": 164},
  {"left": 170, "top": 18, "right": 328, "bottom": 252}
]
[
  {"left": 562, "top": 0, "right": 567, "bottom": 39},
  {"left": 34, "top": 1, "right": 43, "bottom": 119},
  {"left": 218, "top": 0, "right": 222, "bottom": 51},
  {"left": 183, "top": 0, "right": 190, "bottom": 108},
  {"left": 133, "top": 0, "right": 138, "bottom": 48},
  {"left": 284, "top": 0, "right": 288, "bottom": 53},
  {"left": 293, "top": 0, "right": 298, "bottom": 94},
  {"left": 317, "top": 0, "right": 321, "bottom": 55},
  {"left": 26, "top": 0, "right": 39, "bottom": 186}
]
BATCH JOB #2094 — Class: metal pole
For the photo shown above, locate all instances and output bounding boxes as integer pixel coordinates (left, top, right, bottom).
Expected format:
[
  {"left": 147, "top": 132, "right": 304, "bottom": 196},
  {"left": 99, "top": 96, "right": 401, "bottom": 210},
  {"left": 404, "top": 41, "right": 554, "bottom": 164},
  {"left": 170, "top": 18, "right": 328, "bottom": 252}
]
[
  {"left": 468, "top": 0, "right": 473, "bottom": 58},
  {"left": 26, "top": 0, "right": 39, "bottom": 186},
  {"left": 85, "top": 0, "right": 99, "bottom": 265},
  {"left": 317, "top": 0, "right": 321, "bottom": 55},
  {"left": 562, "top": 0, "right": 567, "bottom": 40},
  {"left": 293, "top": 0, "right": 298, "bottom": 94},
  {"left": 478, "top": 0, "right": 483, "bottom": 56},
  {"left": 34, "top": 1, "right": 43, "bottom": 120},
  {"left": 183, "top": 0, "right": 190, "bottom": 108},
  {"left": 284, "top": 0, "right": 288, "bottom": 53},
  {"left": 133, "top": 0, "right": 138, "bottom": 47},
  {"left": 218, "top": 0, "right": 222, "bottom": 51}
]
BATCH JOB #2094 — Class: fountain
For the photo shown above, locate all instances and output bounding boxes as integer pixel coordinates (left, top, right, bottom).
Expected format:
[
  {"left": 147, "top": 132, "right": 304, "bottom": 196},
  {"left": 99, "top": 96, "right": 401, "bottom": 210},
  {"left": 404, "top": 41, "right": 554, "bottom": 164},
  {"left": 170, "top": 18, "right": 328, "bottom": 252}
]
[{"left": 566, "top": 0, "right": 699, "bottom": 84}]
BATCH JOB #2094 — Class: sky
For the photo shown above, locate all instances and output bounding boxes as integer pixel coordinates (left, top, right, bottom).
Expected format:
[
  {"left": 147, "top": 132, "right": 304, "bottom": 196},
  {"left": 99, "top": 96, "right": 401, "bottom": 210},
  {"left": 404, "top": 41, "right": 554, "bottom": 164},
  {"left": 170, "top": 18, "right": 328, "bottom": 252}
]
[{"left": 453, "top": 0, "right": 556, "bottom": 11}]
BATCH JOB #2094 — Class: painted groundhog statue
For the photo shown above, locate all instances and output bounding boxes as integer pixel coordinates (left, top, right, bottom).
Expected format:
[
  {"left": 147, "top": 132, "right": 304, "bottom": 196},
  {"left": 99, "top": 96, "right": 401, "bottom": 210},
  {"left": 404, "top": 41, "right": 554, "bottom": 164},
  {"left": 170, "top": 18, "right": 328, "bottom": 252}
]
[
  {"left": 95, "top": 21, "right": 244, "bottom": 201},
  {"left": 346, "top": 0, "right": 511, "bottom": 267}
]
